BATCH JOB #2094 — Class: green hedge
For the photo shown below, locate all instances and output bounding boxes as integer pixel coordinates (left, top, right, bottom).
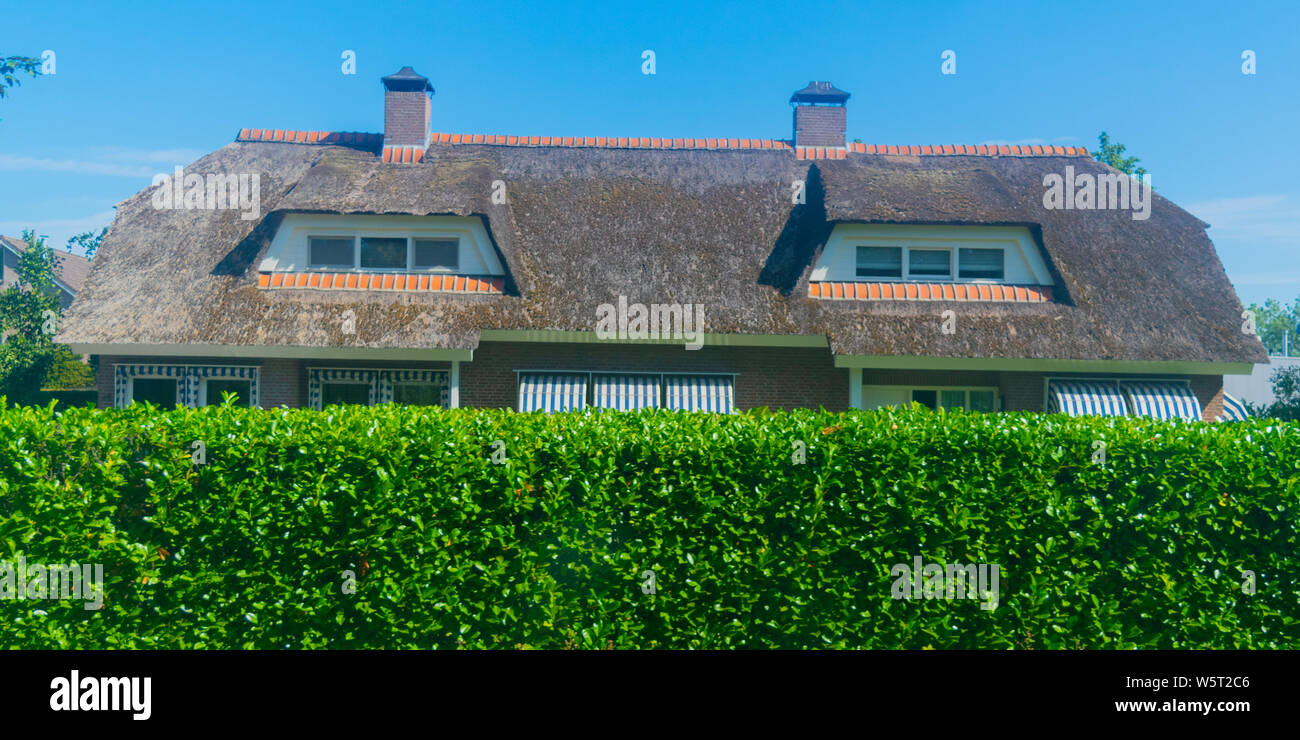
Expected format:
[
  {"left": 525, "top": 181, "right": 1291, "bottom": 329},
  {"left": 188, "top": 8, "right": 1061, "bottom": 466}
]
[{"left": 1, "top": 400, "right": 1297, "bottom": 649}]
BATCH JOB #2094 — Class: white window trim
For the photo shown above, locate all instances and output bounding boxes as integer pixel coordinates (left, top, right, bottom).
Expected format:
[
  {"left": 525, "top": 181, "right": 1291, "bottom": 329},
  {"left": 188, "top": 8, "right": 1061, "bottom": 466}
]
[
  {"left": 855, "top": 244, "right": 1006, "bottom": 283},
  {"left": 862, "top": 384, "right": 1001, "bottom": 411}
]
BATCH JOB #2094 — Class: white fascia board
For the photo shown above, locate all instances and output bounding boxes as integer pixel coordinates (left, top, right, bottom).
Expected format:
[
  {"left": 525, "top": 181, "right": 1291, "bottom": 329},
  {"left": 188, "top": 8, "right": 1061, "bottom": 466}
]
[
  {"left": 832, "top": 354, "right": 1252, "bottom": 375},
  {"left": 66, "top": 343, "right": 474, "bottom": 362},
  {"left": 478, "top": 329, "right": 829, "bottom": 348}
]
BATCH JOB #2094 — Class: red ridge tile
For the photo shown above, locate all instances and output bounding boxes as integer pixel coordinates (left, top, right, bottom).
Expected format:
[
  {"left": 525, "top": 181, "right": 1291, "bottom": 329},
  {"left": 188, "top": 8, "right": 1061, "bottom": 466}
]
[{"left": 257, "top": 274, "right": 270, "bottom": 287}]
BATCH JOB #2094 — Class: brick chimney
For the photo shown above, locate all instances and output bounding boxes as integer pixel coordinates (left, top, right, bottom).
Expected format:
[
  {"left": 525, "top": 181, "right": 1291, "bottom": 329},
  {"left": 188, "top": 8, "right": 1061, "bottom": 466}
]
[
  {"left": 382, "top": 66, "right": 434, "bottom": 149},
  {"left": 790, "top": 81, "right": 850, "bottom": 148}
]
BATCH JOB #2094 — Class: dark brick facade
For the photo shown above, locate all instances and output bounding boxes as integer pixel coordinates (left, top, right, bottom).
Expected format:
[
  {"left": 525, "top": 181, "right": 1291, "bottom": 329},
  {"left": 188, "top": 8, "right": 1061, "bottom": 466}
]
[{"left": 793, "top": 105, "right": 846, "bottom": 148}]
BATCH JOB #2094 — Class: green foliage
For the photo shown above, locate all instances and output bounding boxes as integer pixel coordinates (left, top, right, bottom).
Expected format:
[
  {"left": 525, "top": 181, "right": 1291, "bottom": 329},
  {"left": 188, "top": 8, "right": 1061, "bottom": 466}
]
[
  {"left": 0, "top": 231, "right": 62, "bottom": 404},
  {"left": 1246, "top": 297, "right": 1300, "bottom": 356},
  {"left": 1255, "top": 365, "right": 1300, "bottom": 422},
  {"left": 67, "top": 227, "right": 108, "bottom": 260},
  {"left": 1093, "top": 131, "right": 1148, "bottom": 179},
  {"left": 0, "top": 55, "right": 40, "bottom": 120},
  {"left": 41, "top": 346, "right": 94, "bottom": 390},
  {"left": 1, "top": 404, "right": 1296, "bottom": 649}
]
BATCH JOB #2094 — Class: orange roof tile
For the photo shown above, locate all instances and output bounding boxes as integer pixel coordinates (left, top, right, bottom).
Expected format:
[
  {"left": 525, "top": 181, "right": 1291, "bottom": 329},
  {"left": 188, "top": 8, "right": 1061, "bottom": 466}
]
[
  {"left": 257, "top": 271, "right": 504, "bottom": 295},
  {"left": 807, "top": 281, "right": 1053, "bottom": 303}
]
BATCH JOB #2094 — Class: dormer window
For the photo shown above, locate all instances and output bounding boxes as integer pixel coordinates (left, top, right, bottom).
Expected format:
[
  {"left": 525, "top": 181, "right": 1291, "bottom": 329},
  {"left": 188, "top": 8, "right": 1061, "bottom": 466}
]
[
  {"left": 958, "top": 248, "right": 1004, "bottom": 280},
  {"left": 856, "top": 247, "right": 902, "bottom": 278},
  {"left": 413, "top": 239, "right": 458, "bottom": 271},
  {"left": 854, "top": 245, "right": 1006, "bottom": 282},
  {"left": 360, "top": 237, "right": 408, "bottom": 270},
  {"left": 305, "top": 235, "right": 463, "bottom": 272},
  {"left": 308, "top": 237, "right": 354, "bottom": 269},
  {"left": 260, "top": 214, "right": 505, "bottom": 292}
]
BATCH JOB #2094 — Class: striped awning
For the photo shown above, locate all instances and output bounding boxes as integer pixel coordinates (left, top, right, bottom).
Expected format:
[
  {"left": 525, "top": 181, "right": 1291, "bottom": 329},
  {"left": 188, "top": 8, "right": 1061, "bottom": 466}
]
[
  {"left": 664, "top": 375, "right": 734, "bottom": 413},
  {"left": 592, "top": 375, "right": 660, "bottom": 410},
  {"left": 1046, "top": 380, "right": 1129, "bottom": 417},
  {"left": 1218, "top": 392, "right": 1249, "bottom": 422},
  {"left": 518, "top": 373, "right": 588, "bottom": 412},
  {"left": 1121, "top": 381, "right": 1203, "bottom": 421}
]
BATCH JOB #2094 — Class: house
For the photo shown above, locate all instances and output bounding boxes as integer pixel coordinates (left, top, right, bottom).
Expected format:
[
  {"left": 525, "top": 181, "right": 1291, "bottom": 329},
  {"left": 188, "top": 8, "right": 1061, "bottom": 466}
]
[
  {"left": 1, "top": 234, "right": 91, "bottom": 309},
  {"left": 58, "top": 68, "right": 1266, "bottom": 418}
]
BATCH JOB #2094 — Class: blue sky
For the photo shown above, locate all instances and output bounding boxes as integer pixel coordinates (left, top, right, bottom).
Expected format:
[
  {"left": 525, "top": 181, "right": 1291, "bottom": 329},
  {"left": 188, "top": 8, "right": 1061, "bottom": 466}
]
[{"left": 2, "top": 0, "right": 1297, "bottom": 306}]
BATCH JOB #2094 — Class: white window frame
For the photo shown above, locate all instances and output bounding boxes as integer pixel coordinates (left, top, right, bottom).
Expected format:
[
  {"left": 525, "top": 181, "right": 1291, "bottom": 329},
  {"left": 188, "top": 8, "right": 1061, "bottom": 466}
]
[
  {"left": 855, "top": 244, "right": 1006, "bottom": 283},
  {"left": 128, "top": 374, "right": 184, "bottom": 407},
  {"left": 198, "top": 376, "right": 256, "bottom": 407},
  {"left": 306, "top": 234, "right": 464, "bottom": 273},
  {"left": 862, "top": 384, "right": 1001, "bottom": 411},
  {"left": 307, "top": 235, "right": 357, "bottom": 270}
]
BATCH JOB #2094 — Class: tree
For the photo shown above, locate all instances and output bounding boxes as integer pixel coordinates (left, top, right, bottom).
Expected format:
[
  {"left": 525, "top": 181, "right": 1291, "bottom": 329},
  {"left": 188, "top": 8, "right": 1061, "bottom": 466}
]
[
  {"left": 1093, "top": 132, "right": 1148, "bottom": 179},
  {"left": 1259, "top": 365, "right": 1300, "bottom": 421},
  {"left": 0, "top": 55, "right": 41, "bottom": 121},
  {"left": 68, "top": 227, "right": 108, "bottom": 260},
  {"left": 1245, "top": 297, "right": 1300, "bottom": 356},
  {"left": 0, "top": 230, "right": 63, "bottom": 404},
  {"left": 42, "top": 346, "right": 95, "bottom": 390}
]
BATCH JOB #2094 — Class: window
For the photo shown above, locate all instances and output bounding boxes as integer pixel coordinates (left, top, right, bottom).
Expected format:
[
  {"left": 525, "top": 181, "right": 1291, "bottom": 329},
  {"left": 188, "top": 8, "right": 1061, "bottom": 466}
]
[
  {"left": 359, "top": 237, "right": 407, "bottom": 270},
  {"left": 321, "top": 383, "right": 371, "bottom": 406},
  {"left": 517, "top": 372, "right": 735, "bottom": 413},
  {"left": 392, "top": 383, "right": 443, "bottom": 406},
  {"left": 909, "top": 249, "right": 951, "bottom": 278},
  {"left": 958, "top": 248, "right": 1004, "bottom": 280},
  {"left": 132, "top": 378, "right": 178, "bottom": 406},
  {"left": 862, "top": 386, "right": 997, "bottom": 411},
  {"left": 413, "top": 239, "right": 459, "bottom": 271},
  {"left": 308, "top": 237, "right": 354, "bottom": 269},
  {"left": 205, "top": 379, "right": 252, "bottom": 407},
  {"left": 911, "top": 389, "right": 938, "bottom": 409},
  {"left": 857, "top": 246, "right": 902, "bottom": 278}
]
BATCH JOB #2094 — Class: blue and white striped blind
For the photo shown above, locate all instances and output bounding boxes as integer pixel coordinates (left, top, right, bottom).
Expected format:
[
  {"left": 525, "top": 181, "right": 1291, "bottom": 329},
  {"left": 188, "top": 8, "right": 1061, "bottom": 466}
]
[
  {"left": 1046, "top": 380, "right": 1129, "bottom": 417},
  {"left": 664, "top": 375, "right": 734, "bottom": 413},
  {"left": 518, "top": 373, "right": 588, "bottom": 412},
  {"left": 1122, "top": 381, "right": 1203, "bottom": 421},
  {"left": 592, "top": 375, "right": 661, "bottom": 410}
]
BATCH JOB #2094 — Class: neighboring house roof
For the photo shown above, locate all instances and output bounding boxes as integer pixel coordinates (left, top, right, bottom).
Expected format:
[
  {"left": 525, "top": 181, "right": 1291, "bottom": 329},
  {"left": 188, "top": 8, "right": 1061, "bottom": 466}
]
[
  {"left": 1, "top": 234, "right": 91, "bottom": 295},
  {"left": 57, "top": 127, "right": 1264, "bottom": 366}
]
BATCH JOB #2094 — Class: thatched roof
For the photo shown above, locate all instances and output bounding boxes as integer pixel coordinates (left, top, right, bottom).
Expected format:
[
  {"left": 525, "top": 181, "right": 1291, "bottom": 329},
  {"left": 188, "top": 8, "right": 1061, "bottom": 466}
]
[{"left": 58, "top": 135, "right": 1266, "bottom": 364}]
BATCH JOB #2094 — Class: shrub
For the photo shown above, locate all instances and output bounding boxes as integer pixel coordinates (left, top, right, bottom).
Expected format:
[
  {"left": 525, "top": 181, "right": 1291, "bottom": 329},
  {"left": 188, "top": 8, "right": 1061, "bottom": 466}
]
[{"left": 1, "top": 400, "right": 1297, "bottom": 649}]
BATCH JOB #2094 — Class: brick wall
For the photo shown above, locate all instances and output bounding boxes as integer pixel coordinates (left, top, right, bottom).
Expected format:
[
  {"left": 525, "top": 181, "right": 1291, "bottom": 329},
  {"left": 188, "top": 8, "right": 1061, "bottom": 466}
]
[
  {"left": 793, "top": 105, "right": 846, "bottom": 148},
  {"left": 460, "top": 341, "right": 848, "bottom": 411},
  {"left": 383, "top": 90, "right": 430, "bottom": 148}
]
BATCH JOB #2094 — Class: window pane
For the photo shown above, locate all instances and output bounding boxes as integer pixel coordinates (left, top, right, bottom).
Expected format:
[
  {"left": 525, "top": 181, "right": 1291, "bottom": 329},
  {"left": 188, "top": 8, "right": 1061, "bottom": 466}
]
[
  {"left": 969, "top": 390, "right": 995, "bottom": 412},
  {"left": 413, "top": 239, "right": 458, "bottom": 271},
  {"left": 206, "top": 379, "right": 252, "bottom": 407},
  {"left": 958, "top": 248, "right": 1004, "bottom": 280},
  {"left": 940, "top": 390, "right": 966, "bottom": 409},
  {"left": 322, "top": 383, "right": 370, "bottom": 406},
  {"left": 360, "top": 237, "right": 407, "bottom": 270},
  {"left": 132, "top": 378, "right": 178, "bottom": 406},
  {"left": 909, "top": 249, "right": 951, "bottom": 277},
  {"left": 309, "top": 237, "right": 354, "bottom": 268},
  {"left": 393, "top": 383, "right": 444, "bottom": 407},
  {"left": 856, "top": 246, "right": 902, "bottom": 278},
  {"left": 911, "top": 389, "right": 937, "bottom": 409}
]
